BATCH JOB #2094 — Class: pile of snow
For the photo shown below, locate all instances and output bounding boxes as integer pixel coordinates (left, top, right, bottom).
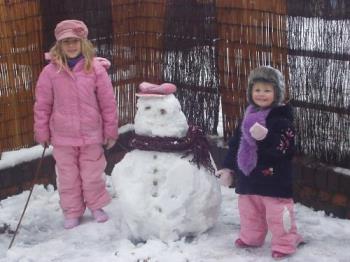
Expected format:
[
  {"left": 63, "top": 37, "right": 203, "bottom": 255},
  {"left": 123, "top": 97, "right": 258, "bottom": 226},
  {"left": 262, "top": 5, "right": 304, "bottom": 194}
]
[
  {"left": 112, "top": 150, "right": 221, "bottom": 242},
  {"left": 111, "top": 94, "right": 221, "bottom": 241},
  {"left": 1, "top": 181, "right": 350, "bottom": 261}
]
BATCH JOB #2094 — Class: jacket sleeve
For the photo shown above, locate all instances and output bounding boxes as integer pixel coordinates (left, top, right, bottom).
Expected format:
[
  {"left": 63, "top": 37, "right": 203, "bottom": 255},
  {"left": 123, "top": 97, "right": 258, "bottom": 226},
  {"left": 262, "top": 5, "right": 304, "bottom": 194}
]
[
  {"left": 33, "top": 68, "right": 53, "bottom": 143},
  {"left": 94, "top": 62, "right": 118, "bottom": 140},
  {"left": 257, "top": 117, "right": 295, "bottom": 160},
  {"left": 222, "top": 124, "right": 241, "bottom": 170}
]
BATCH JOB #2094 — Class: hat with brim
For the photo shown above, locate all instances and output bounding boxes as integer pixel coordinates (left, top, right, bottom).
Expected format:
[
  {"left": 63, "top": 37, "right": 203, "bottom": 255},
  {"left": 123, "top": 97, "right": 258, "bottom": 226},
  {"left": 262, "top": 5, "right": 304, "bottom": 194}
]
[{"left": 55, "top": 20, "right": 88, "bottom": 41}]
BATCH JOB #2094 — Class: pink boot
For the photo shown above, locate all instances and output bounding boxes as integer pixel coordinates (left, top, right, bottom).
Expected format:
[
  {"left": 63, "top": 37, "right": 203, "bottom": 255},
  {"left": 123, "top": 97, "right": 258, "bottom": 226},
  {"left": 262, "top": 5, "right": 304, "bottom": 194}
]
[
  {"left": 64, "top": 218, "right": 80, "bottom": 229},
  {"left": 271, "top": 241, "right": 305, "bottom": 260},
  {"left": 234, "top": 238, "right": 255, "bottom": 248},
  {"left": 91, "top": 209, "right": 109, "bottom": 223},
  {"left": 272, "top": 251, "right": 289, "bottom": 260}
]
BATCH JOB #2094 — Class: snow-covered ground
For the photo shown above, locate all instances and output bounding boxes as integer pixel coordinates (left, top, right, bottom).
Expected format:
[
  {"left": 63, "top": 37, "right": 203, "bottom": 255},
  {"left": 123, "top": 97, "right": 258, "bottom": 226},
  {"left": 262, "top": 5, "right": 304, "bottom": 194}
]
[
  {"left": 1, "top": 179, "right": 350, "bottom": 262},
  {"left": 1, "top": 113, "right": 349, "bottom": 262}
]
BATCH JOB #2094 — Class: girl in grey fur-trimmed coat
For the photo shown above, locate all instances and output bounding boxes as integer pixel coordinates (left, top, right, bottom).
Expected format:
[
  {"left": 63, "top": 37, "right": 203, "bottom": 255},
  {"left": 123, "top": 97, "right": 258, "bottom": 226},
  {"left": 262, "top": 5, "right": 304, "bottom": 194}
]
[{"left": 216, "top": 66, "right": 303, "bottom": 260}]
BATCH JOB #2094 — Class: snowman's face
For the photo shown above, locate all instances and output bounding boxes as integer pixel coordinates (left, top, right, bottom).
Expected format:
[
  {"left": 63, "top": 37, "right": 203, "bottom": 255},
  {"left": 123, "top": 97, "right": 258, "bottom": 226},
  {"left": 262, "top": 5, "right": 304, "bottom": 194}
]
[{"left": 134, "top": 94, "right": 189, "bottom": 137}]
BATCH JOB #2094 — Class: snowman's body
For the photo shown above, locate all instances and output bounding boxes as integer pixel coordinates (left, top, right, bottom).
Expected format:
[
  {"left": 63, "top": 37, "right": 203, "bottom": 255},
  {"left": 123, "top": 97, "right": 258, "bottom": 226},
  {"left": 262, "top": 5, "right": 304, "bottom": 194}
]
[{"left": 111, "top": 94, "right": 221, "bottom": 241}]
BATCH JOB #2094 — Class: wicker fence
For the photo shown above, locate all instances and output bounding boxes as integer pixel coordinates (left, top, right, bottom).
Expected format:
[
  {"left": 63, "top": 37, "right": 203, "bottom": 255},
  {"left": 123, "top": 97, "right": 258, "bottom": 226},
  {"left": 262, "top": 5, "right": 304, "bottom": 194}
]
[
  {"left": 0, "top": 0, "right": 349, "bottom": 168},
  {"left": 216, "top": 0, "right": 289, "bottom": 139},
  {"left": 287, "top": 0, "right": 350, "bottom": 167},
  {"left": 0, "top": 0, "right": 42, "bottom": 152}
]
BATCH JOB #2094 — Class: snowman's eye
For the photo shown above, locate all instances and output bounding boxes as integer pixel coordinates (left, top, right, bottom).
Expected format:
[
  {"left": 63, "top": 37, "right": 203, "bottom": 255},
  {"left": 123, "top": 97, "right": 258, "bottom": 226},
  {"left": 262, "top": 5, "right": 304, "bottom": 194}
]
[
  {"left": 145, "top": 106, "right": 151, "bottom": 110},
  {"left": 160, "top": 109, "right": 166, "bottom": 115}
]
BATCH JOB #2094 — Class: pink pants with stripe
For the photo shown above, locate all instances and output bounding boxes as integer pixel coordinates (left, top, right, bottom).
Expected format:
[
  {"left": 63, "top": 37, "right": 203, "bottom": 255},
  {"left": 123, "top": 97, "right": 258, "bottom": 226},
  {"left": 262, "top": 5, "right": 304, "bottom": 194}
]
[
  {"left": 53, "top": 144, "right": 111, "bottom": 219},
  {"left": 238, "top": 194, "right": 303, "bottom": 254}
]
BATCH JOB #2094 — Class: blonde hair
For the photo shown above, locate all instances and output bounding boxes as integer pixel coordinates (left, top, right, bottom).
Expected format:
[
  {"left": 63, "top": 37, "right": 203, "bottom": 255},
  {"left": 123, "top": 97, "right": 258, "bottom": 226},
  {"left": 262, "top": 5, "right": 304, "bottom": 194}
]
[{"left": 49, "top": 38, "right": 95, "bottom": 72}]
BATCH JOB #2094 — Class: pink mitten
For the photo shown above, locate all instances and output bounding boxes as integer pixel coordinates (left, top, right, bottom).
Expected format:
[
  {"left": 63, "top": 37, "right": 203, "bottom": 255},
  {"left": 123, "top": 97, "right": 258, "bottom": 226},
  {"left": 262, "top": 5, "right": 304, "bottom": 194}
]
[
  {"left": 215, "top": 168, "right": 234, "bottom": 187},
  {"left": 249, "top": 122, "right": 268, "bottom": 141}
]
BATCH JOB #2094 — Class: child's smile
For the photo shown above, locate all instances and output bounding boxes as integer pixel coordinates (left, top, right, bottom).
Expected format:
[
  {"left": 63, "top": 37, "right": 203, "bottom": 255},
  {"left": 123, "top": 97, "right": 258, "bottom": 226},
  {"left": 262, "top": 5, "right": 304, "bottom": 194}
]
[{"left": 252, "top": 82, "right": 275, "bottom": 108}]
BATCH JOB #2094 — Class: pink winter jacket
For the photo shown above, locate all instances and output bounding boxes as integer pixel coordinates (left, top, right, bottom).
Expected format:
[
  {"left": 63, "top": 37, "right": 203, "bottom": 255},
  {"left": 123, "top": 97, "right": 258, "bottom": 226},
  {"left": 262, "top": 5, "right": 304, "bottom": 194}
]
[{"left": 34, "top": 58, "right": 118, "bottom": 146}]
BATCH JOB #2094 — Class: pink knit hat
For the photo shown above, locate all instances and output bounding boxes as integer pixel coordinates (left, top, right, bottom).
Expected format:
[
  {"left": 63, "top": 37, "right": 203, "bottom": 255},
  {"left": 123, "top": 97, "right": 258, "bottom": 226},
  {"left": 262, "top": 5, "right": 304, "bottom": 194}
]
[
  {"left": 136, "top": 82, "right": 177, "bottom": 97},
  {"left": 54, "top": 20, "right": 88, "bottom": 41}
]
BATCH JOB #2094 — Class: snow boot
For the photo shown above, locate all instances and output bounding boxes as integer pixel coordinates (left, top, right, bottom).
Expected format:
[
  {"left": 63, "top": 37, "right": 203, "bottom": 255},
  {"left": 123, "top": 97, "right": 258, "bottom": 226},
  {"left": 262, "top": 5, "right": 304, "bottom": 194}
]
[
  {"left": 64, "top": 217, "right": 80, "bottom": 229},
  {"left": 271, "top": 239, "right": 305, "bottom": 260},
  {"left": 234, "top": 238, "right": 256, "bottom": 248},
  {"left": 91, "top": 209, "right": 109, "bottom": 223},
  {"left": 272, "top": 251, "right": 289, "bottom": 260}
]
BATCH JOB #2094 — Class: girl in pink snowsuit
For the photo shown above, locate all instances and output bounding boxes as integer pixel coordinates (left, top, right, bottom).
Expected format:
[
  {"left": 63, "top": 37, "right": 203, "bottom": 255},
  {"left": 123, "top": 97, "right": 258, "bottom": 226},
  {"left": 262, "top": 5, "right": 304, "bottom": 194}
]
[
  {"left": 34, "top": 20, "right": 118, "bottom": 229},
  {"left": 216, "top": 66, "right": 303, "bottom": 260}
]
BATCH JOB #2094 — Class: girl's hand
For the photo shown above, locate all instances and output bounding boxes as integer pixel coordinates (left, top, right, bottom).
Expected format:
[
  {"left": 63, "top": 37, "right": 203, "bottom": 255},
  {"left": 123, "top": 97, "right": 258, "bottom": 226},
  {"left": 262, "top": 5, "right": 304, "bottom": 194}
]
[
  {"left": 215, "top": 168, "right": 234, "bottom": 187},
  {"left": 104, "top": 139, "right": 116, "bottom": 150},
  {"left": 249, "top": 122, "right": 268, "bottom": 140}
]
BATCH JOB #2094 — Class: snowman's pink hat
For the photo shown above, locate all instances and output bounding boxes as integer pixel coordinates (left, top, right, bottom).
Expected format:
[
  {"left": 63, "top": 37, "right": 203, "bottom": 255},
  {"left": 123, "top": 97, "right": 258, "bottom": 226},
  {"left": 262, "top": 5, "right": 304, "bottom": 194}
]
[{"left": 136, "top": 82, "right": 176, "bottom": 97}]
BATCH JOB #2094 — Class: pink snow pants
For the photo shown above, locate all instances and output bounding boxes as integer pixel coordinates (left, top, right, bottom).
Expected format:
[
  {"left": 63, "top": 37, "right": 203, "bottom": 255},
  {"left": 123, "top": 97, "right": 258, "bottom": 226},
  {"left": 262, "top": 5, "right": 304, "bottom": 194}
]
[
  {"left": 53, "top": 144, "right": 111, "bottom": 219},
  {"left": 238, "top": 194, "right": 303, "bottom": 254}
]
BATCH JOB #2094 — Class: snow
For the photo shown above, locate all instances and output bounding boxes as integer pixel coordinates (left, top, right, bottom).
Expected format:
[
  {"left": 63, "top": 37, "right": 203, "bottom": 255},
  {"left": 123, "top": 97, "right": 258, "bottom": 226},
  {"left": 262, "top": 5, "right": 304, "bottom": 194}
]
[
  {"left": 111, "top": 94, "right": 221, "bottom": 242},
  {"left": 333, "top": 167, "right": 350, "bottom": 177},
  {"left": 118, "top": 124, "right": 134, "bottom": 135},
  {"left": 1, "top": 182, "right": 350, "bottom": 261},
  {"left": 112, "top": 150, "right": 221, "bottom": 242},
  {"left": 0, "top": 145, "right": 53, "bottom": 171},
  {"left": 134, "top": 94, "right": 188, "bottom": 138}
]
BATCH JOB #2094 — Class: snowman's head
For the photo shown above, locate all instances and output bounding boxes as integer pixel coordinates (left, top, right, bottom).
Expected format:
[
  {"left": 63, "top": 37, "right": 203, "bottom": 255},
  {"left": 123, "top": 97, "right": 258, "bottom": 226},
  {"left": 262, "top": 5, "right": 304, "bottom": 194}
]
[{"left": 134, "top": 94, "right": 189, "bottom": 138}]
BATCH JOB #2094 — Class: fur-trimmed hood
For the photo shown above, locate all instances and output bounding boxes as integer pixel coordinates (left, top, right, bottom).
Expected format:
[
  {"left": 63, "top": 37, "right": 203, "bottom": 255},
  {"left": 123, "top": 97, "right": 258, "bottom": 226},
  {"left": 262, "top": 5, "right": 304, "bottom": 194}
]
[{"left": 247, "top": 66, "right": 285, "bottom": 107}]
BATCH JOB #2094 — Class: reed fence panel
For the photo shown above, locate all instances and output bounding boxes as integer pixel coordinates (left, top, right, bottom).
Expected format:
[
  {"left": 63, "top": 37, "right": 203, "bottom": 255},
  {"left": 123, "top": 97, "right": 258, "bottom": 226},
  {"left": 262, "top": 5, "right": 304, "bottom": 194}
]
[
  {"left": 111, "top": 0, "right": 166, "bottom": 126},
  {"left": 216, "top": 0, "right": 288, "bottom": 140},
  {"left": 163, "top": 0, "right": 220, "bottom": 134},
  {"left": 287, "top": 0, "right": 350, "bottom": 167},
  {"left": 0, "top": 0, "right": 348, "bottom": 168},
  {"left": 0, "top": 0, "right": 42, "bottom": 152}
]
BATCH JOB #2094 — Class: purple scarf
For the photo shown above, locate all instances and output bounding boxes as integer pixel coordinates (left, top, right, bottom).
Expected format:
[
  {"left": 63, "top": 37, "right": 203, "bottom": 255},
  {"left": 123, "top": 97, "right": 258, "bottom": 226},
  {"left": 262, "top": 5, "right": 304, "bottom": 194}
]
[
  {"left": 237, "top": 105, "right": 271, "bottom": 176},
  {"left": 130, "top": 125, "right": 215, "bottom": 174}
]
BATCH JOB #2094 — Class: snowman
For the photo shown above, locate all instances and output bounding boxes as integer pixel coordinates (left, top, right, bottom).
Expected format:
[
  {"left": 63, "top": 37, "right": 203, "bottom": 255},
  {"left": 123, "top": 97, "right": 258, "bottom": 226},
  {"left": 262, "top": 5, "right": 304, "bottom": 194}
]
[{"left": 111, "top": 82, "right": 221, "bottom": 242}]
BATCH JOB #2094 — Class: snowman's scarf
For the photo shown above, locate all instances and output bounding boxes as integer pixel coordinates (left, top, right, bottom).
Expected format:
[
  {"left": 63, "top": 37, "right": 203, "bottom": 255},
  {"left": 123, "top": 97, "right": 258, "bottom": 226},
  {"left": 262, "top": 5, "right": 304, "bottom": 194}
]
[
  {"left": 237, "top": 105, "right": 271, "bottom": 176},
  {"left": 130, "top": 125, "right": 215, "bottom": 174}
]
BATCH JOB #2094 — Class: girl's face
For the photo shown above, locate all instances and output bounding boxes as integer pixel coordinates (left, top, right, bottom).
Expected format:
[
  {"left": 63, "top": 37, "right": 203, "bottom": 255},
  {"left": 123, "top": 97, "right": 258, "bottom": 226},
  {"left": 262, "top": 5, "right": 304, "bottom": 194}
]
[
  {"left": 252, "top": 82, "right": 275, "bottom": 108},
  {"left": 60, "top": 37, "right": 81, "bottom": 58}
]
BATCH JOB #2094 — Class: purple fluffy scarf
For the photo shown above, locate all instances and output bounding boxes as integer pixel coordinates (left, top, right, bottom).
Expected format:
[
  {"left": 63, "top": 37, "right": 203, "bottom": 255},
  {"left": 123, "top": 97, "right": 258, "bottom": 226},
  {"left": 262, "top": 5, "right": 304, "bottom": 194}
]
[{"left": 237, "top": 105, "right": 271, "bottom": 176}]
